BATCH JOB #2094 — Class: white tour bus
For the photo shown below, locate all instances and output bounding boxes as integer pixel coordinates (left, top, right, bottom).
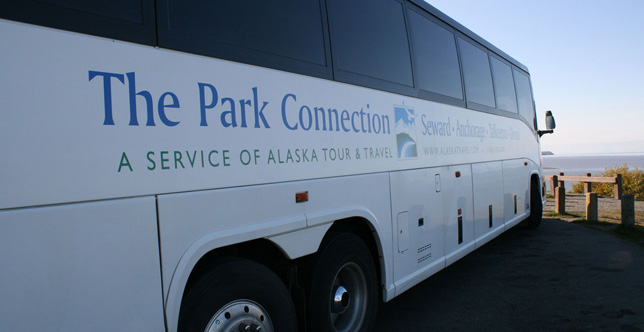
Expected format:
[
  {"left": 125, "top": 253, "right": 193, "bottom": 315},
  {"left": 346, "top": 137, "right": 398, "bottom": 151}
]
[{"left": 0, "top": 0, "right": 556, "bottom": 331}]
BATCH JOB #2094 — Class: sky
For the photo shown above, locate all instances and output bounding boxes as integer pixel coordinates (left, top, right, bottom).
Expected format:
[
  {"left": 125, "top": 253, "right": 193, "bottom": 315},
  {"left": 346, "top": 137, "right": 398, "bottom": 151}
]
[{"left": 427, "top": 0, "right": 644, "bottom": 155}]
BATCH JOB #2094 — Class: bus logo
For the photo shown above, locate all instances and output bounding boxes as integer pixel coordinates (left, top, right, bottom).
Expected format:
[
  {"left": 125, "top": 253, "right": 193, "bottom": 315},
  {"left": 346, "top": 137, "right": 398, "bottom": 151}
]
[{"left": 394, "top": 106, "right": 418, "bottom": 159}]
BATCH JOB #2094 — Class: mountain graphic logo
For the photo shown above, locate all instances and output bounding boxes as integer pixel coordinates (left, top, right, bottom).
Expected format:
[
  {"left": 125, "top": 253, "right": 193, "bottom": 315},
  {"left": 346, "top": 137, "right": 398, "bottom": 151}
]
[{"left": 394, "top": 106, "right": 417, "bottom": 159}]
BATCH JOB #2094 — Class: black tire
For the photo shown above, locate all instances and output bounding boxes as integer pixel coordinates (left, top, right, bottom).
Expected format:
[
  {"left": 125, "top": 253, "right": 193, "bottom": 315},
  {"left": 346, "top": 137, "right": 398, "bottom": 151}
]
[
  {"left": 308, "top": 232, "right": 378, "bottom": 332},
  {"left": 178, "top": 257, "right": 297, "bottom": 332},
  {"left": 525, "top": 178, "right": 543, "bottom": 229}
]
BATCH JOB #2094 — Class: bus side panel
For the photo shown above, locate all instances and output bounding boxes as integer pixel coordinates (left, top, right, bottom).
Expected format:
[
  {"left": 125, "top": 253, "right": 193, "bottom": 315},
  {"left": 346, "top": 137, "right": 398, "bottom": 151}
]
[
  {"left": 158, "top": 173, "right": 393, "bottom": 328},
  {"left": 0, "top": 197, "right": 165, "bottom": 332},
  {"left": 472, "top": 161, "right": 505, "bottom": 247},
  {"left": 157, "top": 182, "right": 309, "bottom": 298},
  {"left": 503, "top": 159, "right": 530, "bottom": 227},
  {"left": 389, "top": 168, "right": 445, "bottom": 297},
  {"left": 443, "top": 164, "right": 475, "bottom": 266}
]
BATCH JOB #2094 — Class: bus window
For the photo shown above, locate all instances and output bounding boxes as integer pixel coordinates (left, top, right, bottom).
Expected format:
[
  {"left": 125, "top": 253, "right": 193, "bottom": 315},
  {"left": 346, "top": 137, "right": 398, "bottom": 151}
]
[
  {"left": 32, "top": 0, "right": 145, "bottom": 23},
  {"left": 0, "top": 0, "right": 156, "bottom": 45},
  {"left": 408, "top": 8, "right": 463, "bottom": 100},
  {"left": 513, "top": 68, "right": 536, "bottom": 129},
  {"left": 458, "top": 37, "right": 496, "bottom": 109},
  {"left": 490, "top": 56, "right": 518, "bottom": 113},
  {"left": 327, "top": 0, "right": 413, "bottom": 87},
  {"left": 159, "top": 0, "right": 329, "bottom": 78}
]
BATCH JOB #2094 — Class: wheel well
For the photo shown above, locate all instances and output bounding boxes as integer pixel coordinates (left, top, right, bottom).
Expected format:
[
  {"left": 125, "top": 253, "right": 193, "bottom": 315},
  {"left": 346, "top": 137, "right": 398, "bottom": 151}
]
[
  {"left": 528, "top": 173, "right": 542, "bottom": 210},
  {"left": 180, "top": 217, "right": 384, "bottom": 330},
  {"left": 531, "top": 173, "right": 541, "bottom": 193},
  {"left": 183, "top": 218, "right": 382, "bottom": 283},
  {"left": 183, "top": 239, "right": 292, "bottom": 297}
]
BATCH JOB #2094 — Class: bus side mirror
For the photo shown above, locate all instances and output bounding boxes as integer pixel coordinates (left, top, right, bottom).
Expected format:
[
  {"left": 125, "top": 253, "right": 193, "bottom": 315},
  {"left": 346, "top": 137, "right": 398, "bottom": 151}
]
[
  {"left": 545, "top": 110, "right": 556, "bottom": 130},
  {"left": 538, "top": 110, "right": 555, "bottom": 137}
]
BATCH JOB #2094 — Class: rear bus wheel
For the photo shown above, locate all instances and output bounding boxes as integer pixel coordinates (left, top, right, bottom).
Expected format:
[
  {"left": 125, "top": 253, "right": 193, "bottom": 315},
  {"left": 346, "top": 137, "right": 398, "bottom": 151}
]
[
  {"left": 308, "top": 233, "right": 378, "bottom": 332},
  {"left": 178, "top": 257, "right": 297, "bottom": 332}
]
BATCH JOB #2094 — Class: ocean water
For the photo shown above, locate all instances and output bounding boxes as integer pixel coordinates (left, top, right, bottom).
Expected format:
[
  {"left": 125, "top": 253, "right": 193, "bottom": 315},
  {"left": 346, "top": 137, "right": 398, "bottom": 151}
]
[{"left": 542, "top": 153, "right": 644, "bottom": 191}]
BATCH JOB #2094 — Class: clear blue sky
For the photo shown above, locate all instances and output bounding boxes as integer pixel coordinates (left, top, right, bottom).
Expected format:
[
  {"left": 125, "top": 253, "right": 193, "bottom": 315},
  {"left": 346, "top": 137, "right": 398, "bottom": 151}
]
[{"left": 427, "top": 0, "right": 644, "bottom": 155}]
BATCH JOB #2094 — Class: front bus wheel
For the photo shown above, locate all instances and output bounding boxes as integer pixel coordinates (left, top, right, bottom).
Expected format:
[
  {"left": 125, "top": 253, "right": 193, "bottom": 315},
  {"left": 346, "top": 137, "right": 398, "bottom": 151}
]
[
  {"left": 308, "top": 232, "right": 378, "bottom": 332},
  {"left": 524, "top": 178, "right": 543, "bottom": 229},
  {"left": 178, "top": 257, "right": 297, "bottom": 332}
]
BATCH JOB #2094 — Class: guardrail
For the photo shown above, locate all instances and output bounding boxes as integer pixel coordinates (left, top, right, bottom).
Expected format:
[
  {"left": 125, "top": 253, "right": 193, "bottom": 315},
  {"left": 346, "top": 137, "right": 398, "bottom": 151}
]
[
  {"left": 545, "top": 172, "right": 622, "bottom": 199},
  {"left": 544, "top": 172, "right": 634, "bottom": 226}
]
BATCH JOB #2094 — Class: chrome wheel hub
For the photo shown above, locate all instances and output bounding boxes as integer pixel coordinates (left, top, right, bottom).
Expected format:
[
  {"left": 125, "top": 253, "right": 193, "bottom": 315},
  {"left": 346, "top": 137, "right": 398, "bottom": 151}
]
[
  {"left": 329, "top": 262, "right": 368, "bottom": 332},
  {"left": 332, "top": 285, "right": 350, "bottom": 314},
  {"left": 206, "top": 300, "right": 272, "bottom": 332}
]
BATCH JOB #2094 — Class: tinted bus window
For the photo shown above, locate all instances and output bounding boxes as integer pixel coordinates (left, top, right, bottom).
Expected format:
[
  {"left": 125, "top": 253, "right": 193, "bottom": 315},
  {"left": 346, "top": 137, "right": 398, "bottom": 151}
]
[
  {"left": 327, "top": 0, "right": 413, "bottom": 87},
  {"left": 490, "top": 56, "right": 518, "bottom": 113},
  {"left": 0, "top": 0, "right": 156, "bottom": 45},
  {"left": 458, "top": 38, "right": 495, "bottom": 108},
  {"left": 164, "top": 1, "right": 327, "bottom": 66},
  {"left": 33, "top": 0, "right": 143, "bottom": 23},
  {"left": 408, "top": 9, "right": 463, "bottom": 100},
  {"left": 513, "top": 68, "right": 536, "bottom": 128}
]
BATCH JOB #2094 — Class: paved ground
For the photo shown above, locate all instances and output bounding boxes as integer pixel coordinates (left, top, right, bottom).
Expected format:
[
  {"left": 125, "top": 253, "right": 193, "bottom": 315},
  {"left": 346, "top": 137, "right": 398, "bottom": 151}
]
[{"left": 372, "top": 219, "right": 644, "bottom": 332}]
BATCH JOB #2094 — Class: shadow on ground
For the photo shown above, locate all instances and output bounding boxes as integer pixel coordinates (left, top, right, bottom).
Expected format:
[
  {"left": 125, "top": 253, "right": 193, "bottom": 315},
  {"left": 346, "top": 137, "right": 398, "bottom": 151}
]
[{"left": 372, "top": 219, "right": 644, "bottom": 332}]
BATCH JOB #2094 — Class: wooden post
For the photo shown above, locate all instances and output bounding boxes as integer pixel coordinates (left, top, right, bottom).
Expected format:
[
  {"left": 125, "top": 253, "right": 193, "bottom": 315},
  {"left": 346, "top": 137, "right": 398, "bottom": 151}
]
[
  {"left": 555, "top": 186, "right": 565, "bottom": 214},
  {"left": 551, "top": 175, "right": 559, "bottom": 196},
  {"left": 558, "top": 172, "right": 565, "bottom": 190},
  {"left": 586, "top": 193, "right": 597, "bottom": 221},
  {"left": 614, "top": 174, "right": 623, "bottom": 200},
  {"left": 621, "top": 194, "right": 634, "bottom": 227},
  {"left": 584, "top": 173, "right": 592, "bottom": 193}
]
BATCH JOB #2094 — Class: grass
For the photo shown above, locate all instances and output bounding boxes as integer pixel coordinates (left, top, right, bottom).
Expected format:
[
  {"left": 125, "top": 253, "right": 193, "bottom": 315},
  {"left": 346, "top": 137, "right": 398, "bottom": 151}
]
[
  {"left": 596, "top": 209, "right": 644, "bottom": 225},
  {"left": 568, "top": 219, "right": 644, "bottom": 248},
  {"left": 613, "top": 224, "right": 644, "bottom": 244},
  {"left": 543, "top": 210, "right": 644, "bottom": 247},
  {"left": 542, "top": 191, "right": 644, "bottom": 247},
  {"left": 543, "top": 211, "right": 582, "bottom": 218}
]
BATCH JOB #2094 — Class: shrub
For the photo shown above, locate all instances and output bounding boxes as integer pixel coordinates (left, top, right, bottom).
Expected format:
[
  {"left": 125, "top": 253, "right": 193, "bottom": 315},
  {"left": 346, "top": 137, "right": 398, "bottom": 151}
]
[{"left": 571, "top": 165, "right": 644, "bottom": 200}]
